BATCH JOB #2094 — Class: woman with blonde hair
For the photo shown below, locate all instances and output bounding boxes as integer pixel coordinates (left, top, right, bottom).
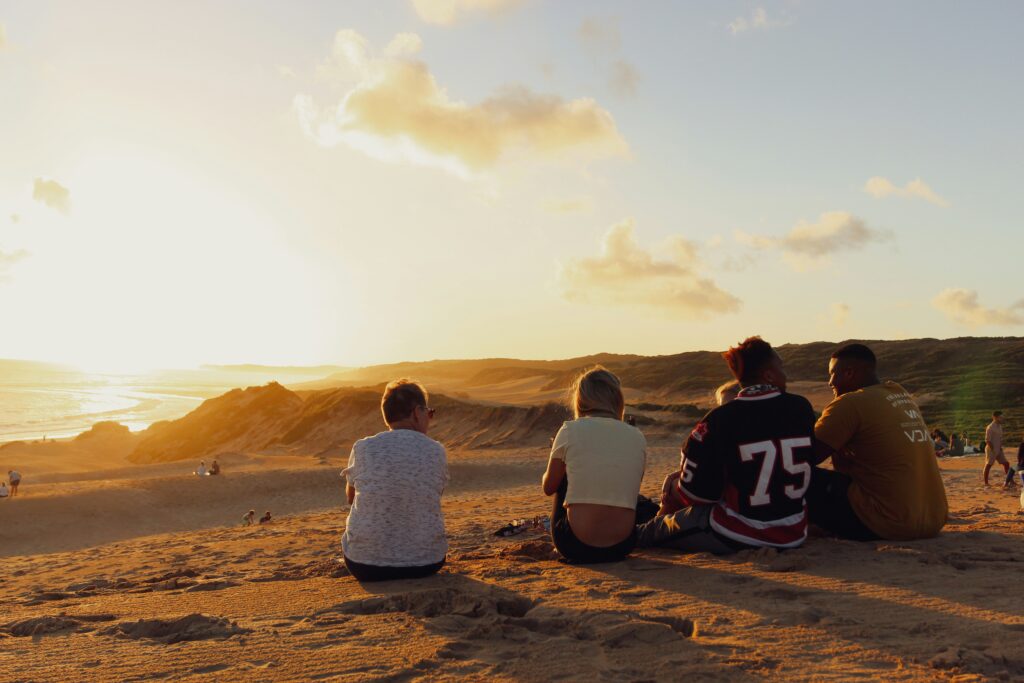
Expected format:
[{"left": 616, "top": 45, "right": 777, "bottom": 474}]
[{"left": 542, "top": 366, "right": 651, "bottom": 563}]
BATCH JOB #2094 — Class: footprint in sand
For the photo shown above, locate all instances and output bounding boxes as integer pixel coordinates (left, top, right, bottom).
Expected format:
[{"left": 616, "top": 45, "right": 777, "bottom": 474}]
[{"left": 101, "top": 614, "right": 249, "bottom": 644}]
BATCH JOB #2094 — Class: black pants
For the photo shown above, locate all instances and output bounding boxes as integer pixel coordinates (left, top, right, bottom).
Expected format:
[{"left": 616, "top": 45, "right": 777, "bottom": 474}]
[
  {"left": 635, "top": 504, "right": 745, "bottom": 555},
  {"left": 550, "top": 477, "right": 658, "bottom": 564},
  {"left": 805, "top": 467, "right": 880, "bottom": 541},
  {"left": 344, "top": 556, "right": 445, "bottom": 582}
]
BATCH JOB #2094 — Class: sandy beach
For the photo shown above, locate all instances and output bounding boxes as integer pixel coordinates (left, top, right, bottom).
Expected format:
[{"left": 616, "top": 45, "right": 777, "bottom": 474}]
[{"left": 2, "top": 448, "right": 1023, "bottom": 682}]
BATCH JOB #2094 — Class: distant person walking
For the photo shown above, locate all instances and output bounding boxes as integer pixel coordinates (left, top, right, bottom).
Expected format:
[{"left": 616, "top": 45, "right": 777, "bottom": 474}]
[
  {"left": 984, "top": 411, "right": 1009, "bottom": 485},
  {"left": 342, "top": 379, "right": 448, "bottom": 582},
  {"left": 0, "top": 482, "right": 8, "bottom": 499},
  {"left": 543, "top": 367, "right": 651, "bottom": 564},
  {"left": 242, "top": 509, "right": 255, "bottom": 526},
  {"left": 8, "top": 470, "right": 21, "bottom": 497}
]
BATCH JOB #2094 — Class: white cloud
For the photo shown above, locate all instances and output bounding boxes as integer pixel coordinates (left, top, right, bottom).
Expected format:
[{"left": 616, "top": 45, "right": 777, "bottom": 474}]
[
  {"left": 296, "top": 30, "right": 628, "bottom": 178},
  {"left": 32, "top": 178, "right": 71, "bottom": 214},
  {"left": 864, "top": 176, "right": 950, "bottom": 207},
  {"left": 0, "top": 249, "right": 28, "bottom": 282},
  {"left": 831, "top": 303, "right": 850, "bottom": 327},
  {"left": 932, "top": 289, "right": 1024, "bottom": 327},
  {"left": 736, "top": 211, "right": 888, "bottom": 269},
  {"left": 412, "top": 0, "right": 524, "bottom": 26},
  {"left": 560, "top": 219, "right": 741, "bottom": 319},
  {"left": 579, "top": 17, "right": 621, "bottom": 52},
  {"left": 609, "top": 60, "right": 641, "bottom": 98},
  {"left": 543, "top": 197, "right": 593, "bottom": 214},
  {"left": 728, "top": 7, "right": 791, "bottom": 35}
]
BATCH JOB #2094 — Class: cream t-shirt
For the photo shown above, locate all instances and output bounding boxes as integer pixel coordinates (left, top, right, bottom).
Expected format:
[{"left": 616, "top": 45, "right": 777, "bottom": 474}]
[{"left": 549, "top": 417, "right": 646, "bottom": 510}]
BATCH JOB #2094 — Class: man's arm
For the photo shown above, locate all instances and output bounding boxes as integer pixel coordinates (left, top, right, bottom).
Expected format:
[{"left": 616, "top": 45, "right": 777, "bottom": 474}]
[
  {"left": 811, "top": 437, "right": 836, "bottom": 466},
  {"left": 346, "top": 483, "right": 355, "bottom": 505}
]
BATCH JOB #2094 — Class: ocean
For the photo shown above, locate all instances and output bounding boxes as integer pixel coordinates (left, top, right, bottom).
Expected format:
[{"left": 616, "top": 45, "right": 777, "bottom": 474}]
[{"left": 0, "top": 360, "right": 337, "bottom": 444}]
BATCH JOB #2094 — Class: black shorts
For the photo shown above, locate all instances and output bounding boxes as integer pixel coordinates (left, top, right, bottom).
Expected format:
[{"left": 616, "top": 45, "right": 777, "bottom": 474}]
[
  {"left": 550, "top": 477, "right": 656, "bottom": 564},
  {"left": 805, "top": 468, "right": 880, "bottom": 542},
  {"left": 343, "top": 556, "right": 445, "bottom": 582}
]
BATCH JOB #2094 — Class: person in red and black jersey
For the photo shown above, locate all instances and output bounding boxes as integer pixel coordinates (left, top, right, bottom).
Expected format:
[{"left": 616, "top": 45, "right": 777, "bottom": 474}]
[{"left": 637, "top": 337, "right": 816, "bottom": 553}]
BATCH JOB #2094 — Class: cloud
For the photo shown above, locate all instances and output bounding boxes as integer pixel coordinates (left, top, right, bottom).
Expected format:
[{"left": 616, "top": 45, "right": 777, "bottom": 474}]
[
  {"left": 543, "top": 197, "right": 593, "bottom": 214},
  {"left": 559, "top": 219, "right": 741, "bottom": 319},
  {"left": 864, "top": 176, "right": 950, "bottom": 207},
  {"left": 296, "top": 30, "right": 628, "bottom": 177},
  {"left": 728, "top": 7, "right": 791, "bottom": 35},
  {"left": 932, "top": 289, "right": 1024, "bottom": 327},
  {"left": 609, "top": 60, "right": 640, "bottom": 98},
  {"left": 831, "top": 303, "right": 850, "bottom": 327},
  {"left": 0, "top": 249, "right": 28, "bottom": 282},
  {"left": 579, "top": 17, "right": 621, "bottom": 52},
  {"left": 736, "top": 211, "right": 888, "bottom": 269},
  {"left": 32, "top": 178, "right": 71, "bottom": 214},
  {"left": 411, "top": 0, "right": 523, "bottom": 25}
]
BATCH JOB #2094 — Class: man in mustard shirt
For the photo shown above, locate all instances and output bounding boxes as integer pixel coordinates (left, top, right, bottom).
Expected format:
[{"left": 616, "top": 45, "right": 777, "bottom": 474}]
[{"left": 807, "top": 344, "right": 948, "bottom": 541}]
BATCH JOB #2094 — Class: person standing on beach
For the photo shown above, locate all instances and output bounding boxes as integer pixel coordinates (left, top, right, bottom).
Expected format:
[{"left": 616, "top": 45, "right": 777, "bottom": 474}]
[
  {"left": 984, "top": 411, "right": 1009, "bottom": 486},
  {"left": 807, "top": 344, "right": 947, "bottom": 541},
  {"left": 8, "top": 470, "right": 21, "bottom": 497},
  {"left": 639, "top": 337, "right": 816, "bottom": 553},
  {"left": 342, "top": 379, "right": 448, "bottom": 582}
]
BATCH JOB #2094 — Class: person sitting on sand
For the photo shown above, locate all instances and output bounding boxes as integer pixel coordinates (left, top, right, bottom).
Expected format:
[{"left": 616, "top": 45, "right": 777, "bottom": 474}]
[
  {"left": 984, "top": 411, "right": 1009, "bottom": 486},
  {"left": 1002, "top": 439, "right": 1024, "bottom": 488},
  {"left": 714, "top": 379, "right": 740, "bottom": 406},
  {"left": 242, "top": 509, "right": 255, "bottom": 526},
  {"left": 195, "top": 461, "right": 207, "bottom": 477},
  {"left": 259, "top": 511, "right": 272, "bottom": 524},
  {"left": 342, "top": 379, "right": 448, "bottom": 582},
  {"left": 807, "top": 343, "right": 948, "bottom": 541},
  {"left": 948, "top": 432, "right": 965, "bottom": 457},
  {"left": 543, "top": 367, "right": 652, "bottom": 564},
  {"left": 209, "top": 460, "right": 221, "bottom": 476},
  {"left": 0, "top": 482, "right": 8, "bottom": 499},
  {"left": 8, "top": 470, "right": 20, "bottom": 497},
  {"left": 639, "top": 337, "right": 816, "bottom": 553}
]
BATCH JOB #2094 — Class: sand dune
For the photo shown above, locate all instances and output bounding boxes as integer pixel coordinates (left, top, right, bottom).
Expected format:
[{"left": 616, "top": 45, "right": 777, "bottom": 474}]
[{"left": 3, "top": 451, "right": 1024, "bottom": 681}]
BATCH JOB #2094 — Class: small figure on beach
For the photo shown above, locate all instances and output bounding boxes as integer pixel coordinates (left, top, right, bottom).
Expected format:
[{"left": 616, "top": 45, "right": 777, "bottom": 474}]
[
  {"left": 195, "top": 461, "right": 207, "bottom": 477},
  {"left": 1003, "top": 439, "right": 1024, "bottom": 489},
  {"left": 984, "top": 411, "right": 1009, "bottom": 486},
  {"left": 8, "top": 470, "right": 21, "bottom": 497},
  {"left": 640, "top": 337, "right": 815, "bottom": 554},
  {"left": 209, "top": 460, "right": 221, "bottom": 476},
  {"left": 259, "top": 510, "right": 272, "bottom": 524},
  {"left": 342, "top": 379, "right": 448, "bottom": 582},
  {"left": 0, "top": 482, "right": 8, "bottom": 499},
  {"left": 807, "top": 343, "right": 947, "bottom": 541},
  {"left": 242, "top": 509, "right": 255, "bottom": 526},
  {"left": 543, "top": 367, "right": 652, "bottom": 564}
]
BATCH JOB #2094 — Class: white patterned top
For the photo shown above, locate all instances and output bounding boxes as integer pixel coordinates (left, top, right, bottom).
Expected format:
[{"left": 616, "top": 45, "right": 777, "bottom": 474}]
[{"left": 342, "top": 429, "right": 449, "bottom": 567}]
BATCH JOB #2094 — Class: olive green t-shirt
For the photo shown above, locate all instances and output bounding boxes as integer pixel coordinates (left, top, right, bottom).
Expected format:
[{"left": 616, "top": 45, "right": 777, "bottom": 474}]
[{"left": 814, "top": 381, "right": 948, "bottom": 540}]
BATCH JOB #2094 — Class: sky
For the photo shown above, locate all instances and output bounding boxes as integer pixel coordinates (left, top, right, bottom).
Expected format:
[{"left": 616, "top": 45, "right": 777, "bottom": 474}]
[{"left": 1, "top": 0, "right": 1023, "bottom": 371}]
